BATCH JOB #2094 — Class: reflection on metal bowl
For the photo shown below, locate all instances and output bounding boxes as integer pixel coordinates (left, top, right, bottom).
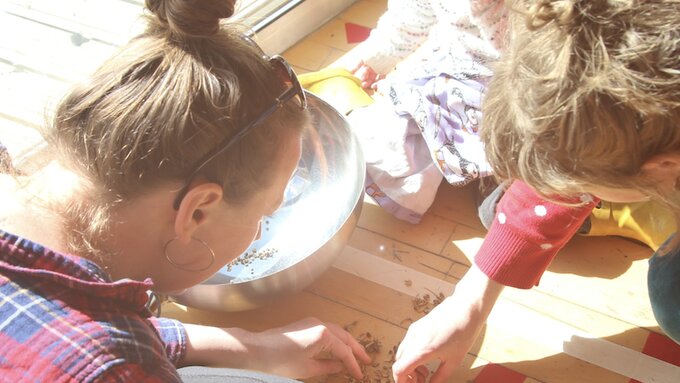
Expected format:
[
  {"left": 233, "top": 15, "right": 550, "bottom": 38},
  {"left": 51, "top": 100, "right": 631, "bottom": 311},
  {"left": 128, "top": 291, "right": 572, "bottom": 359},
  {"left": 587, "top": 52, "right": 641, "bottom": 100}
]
[{"left": 171, "top": 92, "right": 365, "bottom": 312}]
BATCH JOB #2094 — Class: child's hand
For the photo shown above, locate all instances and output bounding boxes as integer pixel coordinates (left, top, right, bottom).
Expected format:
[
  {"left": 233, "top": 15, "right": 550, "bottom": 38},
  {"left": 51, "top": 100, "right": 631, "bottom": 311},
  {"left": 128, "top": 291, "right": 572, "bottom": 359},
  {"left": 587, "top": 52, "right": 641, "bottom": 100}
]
[
  {"left": 392, "top": 265, "right": 504, "bottom": 383},
  {"left": 348, "top": 59, "right": 385, "bottom": 91},
  {"left": 254, "top": 317, "right": 372, "bottom": 380},
  {"left": 392, "top": 295, "right": 483, "bottom": 383}
]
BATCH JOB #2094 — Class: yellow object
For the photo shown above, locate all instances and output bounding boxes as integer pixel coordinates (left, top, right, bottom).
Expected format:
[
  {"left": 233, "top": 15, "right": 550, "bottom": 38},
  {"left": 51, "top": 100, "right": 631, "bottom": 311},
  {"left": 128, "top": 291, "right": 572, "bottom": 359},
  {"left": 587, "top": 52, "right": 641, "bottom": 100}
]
[
  {"left": 298, "top": 68, "right": 374, "bottom": 115},
  {"left": 584, "top": 200, "right": 676, "bottom": 251}
]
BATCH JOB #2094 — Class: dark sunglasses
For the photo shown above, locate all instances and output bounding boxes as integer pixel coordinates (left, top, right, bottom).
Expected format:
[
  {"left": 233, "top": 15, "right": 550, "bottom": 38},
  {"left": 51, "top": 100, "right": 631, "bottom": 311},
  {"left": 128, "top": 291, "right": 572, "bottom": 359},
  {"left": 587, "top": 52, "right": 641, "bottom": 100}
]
[{"left": 172, "top": 40, "right": 307, "bottom": 210}]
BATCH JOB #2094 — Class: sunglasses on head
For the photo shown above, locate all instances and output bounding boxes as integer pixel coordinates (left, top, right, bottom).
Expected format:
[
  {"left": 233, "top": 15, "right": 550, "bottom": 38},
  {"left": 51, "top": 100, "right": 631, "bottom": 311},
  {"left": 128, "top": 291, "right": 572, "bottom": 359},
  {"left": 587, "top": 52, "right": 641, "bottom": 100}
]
[{"left": 172, "top": 36, "right": 307, "bottom": 210}]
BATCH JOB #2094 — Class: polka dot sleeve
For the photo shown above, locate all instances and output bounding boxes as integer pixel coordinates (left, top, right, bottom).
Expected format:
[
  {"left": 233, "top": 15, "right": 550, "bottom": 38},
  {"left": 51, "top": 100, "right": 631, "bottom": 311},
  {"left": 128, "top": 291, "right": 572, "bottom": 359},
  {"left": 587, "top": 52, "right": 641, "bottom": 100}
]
[{"left": 474, "top": 181, "right": 598, "bottom": 289}]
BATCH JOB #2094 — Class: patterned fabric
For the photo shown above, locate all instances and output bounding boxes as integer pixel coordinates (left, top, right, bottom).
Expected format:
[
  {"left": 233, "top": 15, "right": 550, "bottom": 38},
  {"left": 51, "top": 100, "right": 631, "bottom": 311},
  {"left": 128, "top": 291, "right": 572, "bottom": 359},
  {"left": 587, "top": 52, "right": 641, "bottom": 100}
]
[
  {"left": 343, "top": 0, "right": 507, "bottom": 224},
  {"left": 0, "top": 230, "right": 186, "bottom": 382},
  {"left": 348, "top": 0, "right": 507, "bottom": 74},
  {"left": 387, "top": 46, "right": 493, "bottom": 186},
  {"left": 351, "top": 102, "right": 443, "bottom": 224}
]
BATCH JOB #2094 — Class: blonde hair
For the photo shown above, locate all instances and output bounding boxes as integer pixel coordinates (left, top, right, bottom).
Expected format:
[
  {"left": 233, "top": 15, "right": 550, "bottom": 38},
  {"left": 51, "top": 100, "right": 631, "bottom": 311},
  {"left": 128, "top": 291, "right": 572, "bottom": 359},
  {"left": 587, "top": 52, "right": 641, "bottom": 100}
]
[
  {"left": 482, "top": 0, "right": 680, "bottom": 201},
  {"left": 48, "top": 0, "right": 308, "bottom": 259}
]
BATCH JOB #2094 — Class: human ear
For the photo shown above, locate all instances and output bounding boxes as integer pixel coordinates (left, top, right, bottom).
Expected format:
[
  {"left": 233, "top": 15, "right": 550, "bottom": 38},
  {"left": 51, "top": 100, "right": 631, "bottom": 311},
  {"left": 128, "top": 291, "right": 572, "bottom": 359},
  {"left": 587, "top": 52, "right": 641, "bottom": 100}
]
[
  {"left": 640, "top": 152, "right": 680, "bottom": 192},
  {"left": 174, "top": 182, "right": 224, "bottom": 243}
]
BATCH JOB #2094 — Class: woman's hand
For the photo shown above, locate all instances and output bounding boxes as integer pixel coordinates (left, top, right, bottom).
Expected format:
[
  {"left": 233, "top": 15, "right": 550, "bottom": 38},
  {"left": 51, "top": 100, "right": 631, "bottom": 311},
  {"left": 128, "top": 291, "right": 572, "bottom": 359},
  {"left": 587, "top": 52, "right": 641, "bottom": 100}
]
[
  {"left": 392, "top": 265, "right": 504, "bottom": 383},
  {"left": 253, "top": 317, "right": 372, "bottom": 379},
  {"left": 182, "top": 317, "right": 371, "bottom": 380}
]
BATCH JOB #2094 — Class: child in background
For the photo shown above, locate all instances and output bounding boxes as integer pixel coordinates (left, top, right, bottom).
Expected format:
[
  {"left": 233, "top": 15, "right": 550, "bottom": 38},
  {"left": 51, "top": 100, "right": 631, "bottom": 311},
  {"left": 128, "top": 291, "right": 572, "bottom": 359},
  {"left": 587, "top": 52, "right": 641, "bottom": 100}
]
[
  {"left": 338, "top": 0, "right": 507, "bottom": 223},
  {"left": 391, "top": 1, "right": 680, "bottom": 382},
  {"left": 481, "top": 0, "right": 680, "bottom": 340},
  {"left": 0, "top": 0, "right": 371, "bottom": 381}
]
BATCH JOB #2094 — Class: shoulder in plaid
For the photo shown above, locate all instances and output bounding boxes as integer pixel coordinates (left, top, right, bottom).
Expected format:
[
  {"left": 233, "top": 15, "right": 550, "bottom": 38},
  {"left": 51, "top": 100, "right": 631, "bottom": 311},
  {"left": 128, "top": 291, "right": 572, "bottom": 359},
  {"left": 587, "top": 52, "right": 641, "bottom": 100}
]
[{"left": 0, "top": 230, "right": 187, "bottom": 382}]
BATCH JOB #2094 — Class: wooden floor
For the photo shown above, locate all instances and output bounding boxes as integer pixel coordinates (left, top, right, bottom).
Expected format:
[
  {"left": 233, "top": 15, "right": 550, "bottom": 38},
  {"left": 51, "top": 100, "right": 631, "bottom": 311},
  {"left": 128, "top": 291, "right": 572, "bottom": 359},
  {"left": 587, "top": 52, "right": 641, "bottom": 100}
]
[{"left": 2, "top": 1, "right": 680, "bottom": 382}]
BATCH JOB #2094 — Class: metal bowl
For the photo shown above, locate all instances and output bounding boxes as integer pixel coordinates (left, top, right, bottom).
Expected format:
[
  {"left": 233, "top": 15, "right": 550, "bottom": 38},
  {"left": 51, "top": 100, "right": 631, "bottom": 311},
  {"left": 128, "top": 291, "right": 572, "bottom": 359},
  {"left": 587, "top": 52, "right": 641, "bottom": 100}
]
[{"left": 171, "top": 92, "right": 365, "bottom": 312}]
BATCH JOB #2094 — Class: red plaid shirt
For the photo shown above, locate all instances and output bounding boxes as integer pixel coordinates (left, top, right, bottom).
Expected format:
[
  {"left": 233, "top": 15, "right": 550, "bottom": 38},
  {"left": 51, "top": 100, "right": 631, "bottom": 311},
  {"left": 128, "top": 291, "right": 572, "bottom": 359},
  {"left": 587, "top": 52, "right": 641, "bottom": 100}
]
[{"left": 0, "top": 229, "right": 187, "bottom": 382}]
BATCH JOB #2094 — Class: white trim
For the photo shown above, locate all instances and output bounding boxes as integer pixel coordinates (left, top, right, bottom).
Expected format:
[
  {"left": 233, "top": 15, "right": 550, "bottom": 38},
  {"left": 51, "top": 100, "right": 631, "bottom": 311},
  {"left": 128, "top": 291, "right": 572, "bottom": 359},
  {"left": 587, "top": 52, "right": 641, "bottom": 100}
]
[{"left": 245, "top": 0, "right": 357, "bottom": 55}]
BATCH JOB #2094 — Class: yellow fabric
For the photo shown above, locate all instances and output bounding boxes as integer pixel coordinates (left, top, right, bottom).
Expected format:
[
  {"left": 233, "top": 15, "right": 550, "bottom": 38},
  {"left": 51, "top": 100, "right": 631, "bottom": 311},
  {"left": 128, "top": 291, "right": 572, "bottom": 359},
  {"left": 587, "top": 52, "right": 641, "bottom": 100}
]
[
  {"left": 584, "top": 200, "right": 676, "bottom": 251},
  {"left": 298, "top": 68, "right": 374, "bottom": 115}
]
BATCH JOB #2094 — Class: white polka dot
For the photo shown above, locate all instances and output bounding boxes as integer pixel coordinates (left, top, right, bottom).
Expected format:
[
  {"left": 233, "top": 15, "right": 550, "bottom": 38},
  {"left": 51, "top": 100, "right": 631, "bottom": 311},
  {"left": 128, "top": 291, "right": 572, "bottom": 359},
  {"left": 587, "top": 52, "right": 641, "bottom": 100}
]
[
  {"left": 497, "top": 212, "right": 506, "bottom": 224},
  {"left": 580, "top": 194, "right": 594, "bottom": 203},
  {"left": 534, "top": 205, "right": 547, "bottom": 216},
  {"left": 540, "top": 243, "right": 553, "bottom": 250}
]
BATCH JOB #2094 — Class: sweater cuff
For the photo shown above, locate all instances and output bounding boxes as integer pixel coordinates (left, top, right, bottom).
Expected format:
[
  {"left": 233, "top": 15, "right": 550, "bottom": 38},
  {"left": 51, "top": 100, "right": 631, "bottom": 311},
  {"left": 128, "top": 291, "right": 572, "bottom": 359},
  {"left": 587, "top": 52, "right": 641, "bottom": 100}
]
[{"left": 474, "top": 221, "right": 559, "bottom": 289}]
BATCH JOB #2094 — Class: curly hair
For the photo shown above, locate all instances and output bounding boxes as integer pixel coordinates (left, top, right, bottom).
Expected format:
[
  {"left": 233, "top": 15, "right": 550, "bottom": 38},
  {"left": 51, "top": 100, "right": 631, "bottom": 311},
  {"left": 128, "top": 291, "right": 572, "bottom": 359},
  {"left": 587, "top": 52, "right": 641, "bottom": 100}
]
[{"left": 482, "top": 0, "right": 680, "bottom": 201}]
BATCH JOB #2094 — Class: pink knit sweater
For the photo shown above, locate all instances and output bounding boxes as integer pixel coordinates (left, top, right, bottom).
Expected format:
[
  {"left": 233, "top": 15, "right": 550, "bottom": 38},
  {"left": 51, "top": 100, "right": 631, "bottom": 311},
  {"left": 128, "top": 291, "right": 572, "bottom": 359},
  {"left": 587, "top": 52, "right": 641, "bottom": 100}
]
[{"left": 474, "top": 181, "right": 598, "bottom": 288}]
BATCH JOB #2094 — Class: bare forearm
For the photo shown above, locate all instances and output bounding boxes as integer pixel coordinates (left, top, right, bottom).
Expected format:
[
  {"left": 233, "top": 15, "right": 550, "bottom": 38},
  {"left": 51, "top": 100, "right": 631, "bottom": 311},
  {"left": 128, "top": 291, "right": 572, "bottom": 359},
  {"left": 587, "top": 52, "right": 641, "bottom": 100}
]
[
  {"left": 179, "top": 317, "right": 371, "bottom": 380},
  {"left": 452, "top": 263, "right": 505, "bottom": 322},
  {"left": 180, "top": 323, "right": 257, "bottom": 369}
]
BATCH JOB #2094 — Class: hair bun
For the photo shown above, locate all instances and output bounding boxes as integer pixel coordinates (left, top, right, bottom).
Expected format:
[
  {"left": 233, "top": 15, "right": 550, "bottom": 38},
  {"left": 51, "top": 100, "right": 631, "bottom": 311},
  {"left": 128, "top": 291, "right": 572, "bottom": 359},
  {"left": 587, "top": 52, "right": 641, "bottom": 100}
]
[
  {"left": 526, "top": 0, "right": 576, "bottom": 30},
  {"left": 146, "top": 0, "right": 235, "bottom": 37}
]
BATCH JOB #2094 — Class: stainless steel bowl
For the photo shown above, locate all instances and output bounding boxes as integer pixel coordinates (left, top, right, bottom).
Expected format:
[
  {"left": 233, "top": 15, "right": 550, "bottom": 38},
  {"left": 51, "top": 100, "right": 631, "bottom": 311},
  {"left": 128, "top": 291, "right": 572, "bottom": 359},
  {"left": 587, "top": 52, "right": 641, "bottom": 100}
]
[{"left": 171, "top": 92, "right": 365, "bottom": 312}]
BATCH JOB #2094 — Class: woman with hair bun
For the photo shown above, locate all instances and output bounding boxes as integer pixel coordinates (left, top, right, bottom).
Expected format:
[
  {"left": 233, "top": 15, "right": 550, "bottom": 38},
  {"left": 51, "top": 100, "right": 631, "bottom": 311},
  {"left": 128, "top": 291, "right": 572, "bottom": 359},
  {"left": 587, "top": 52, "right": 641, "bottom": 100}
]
[{"left": 0, "top": 0, "right": 371, "bottom": 381}]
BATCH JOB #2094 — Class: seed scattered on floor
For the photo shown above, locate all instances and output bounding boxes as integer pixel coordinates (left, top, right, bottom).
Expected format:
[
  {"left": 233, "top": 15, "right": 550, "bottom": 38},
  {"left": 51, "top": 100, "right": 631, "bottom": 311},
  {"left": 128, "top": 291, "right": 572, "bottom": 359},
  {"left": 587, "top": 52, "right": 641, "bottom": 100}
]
[
  {"left": 332, "top": 291, "right": 446, "bottom": 383},
  {"left": 358, "top": 332, "right": 381, "bottom": 354},
  {"left": 339, "top": 323, "right": 397, "bottom": 383},
  {"left": 344, "top": 321, "right": 358, "bottom": 332},
  {"left": 412, "top": 290, "right": 446, "bottom": 314}
]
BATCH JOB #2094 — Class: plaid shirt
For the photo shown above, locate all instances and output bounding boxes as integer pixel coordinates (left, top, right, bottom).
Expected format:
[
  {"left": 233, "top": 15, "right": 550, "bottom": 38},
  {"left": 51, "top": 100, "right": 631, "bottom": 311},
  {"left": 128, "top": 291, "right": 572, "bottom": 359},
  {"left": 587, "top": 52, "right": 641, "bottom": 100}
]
[{"left": 0, "top": 229, "right": 187, "bottom": 382}]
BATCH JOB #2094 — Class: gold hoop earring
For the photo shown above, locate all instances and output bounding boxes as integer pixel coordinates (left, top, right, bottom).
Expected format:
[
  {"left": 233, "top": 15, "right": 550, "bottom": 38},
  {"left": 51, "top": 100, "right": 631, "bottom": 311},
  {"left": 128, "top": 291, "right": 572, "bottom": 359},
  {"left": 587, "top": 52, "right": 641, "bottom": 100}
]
[{"left": 164, "top": 237, "right": 216, "bottom": 272}]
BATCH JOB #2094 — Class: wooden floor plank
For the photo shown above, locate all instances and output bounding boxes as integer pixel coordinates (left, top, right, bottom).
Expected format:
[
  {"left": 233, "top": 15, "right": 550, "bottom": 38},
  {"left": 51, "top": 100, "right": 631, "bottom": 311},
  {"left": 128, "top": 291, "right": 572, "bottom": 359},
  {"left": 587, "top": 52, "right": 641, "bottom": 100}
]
[
  {"left": 428, "top": 181, "right": 488, "bottom": 233},
  {"left": 358, "top": 201, "right": 458, "bottom": 255},
  {"left": 348, "top": 227, "right": 460, "bottom": 280},
  {"left": 532, "top": 236, "right": 656, "bottom": 330},
  {"left": 306, "top": 19, "right": 361, "bottom": 53},
  {"left": 283, "top": 39, "right": 339, "bottom": 73},
  {"left": 338, "top": 1, "right": 385, "bottom": 29}
]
